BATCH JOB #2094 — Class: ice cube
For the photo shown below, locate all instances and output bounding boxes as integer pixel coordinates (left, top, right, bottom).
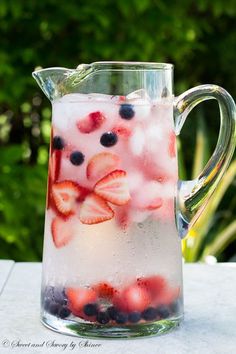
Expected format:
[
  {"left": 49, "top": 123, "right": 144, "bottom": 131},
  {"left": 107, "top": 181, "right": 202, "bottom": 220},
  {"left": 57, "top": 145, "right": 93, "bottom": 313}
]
[
  {"left": 130, "top": 209, "right": 150, "bottom": 223},
  {"left": 88, "top": 93, "right": 114, "bottom": 102},
  {"left": 145, "top": 123, "right": 164, "bottom": 142},
  {"left": 125, "top": 90, "right": 151, "bottom": 121},
  {"left": 131, "top": 180, "right": 175, "bottom": 213},
  {"left": 129, "top": 126, "right": 145, "bottom": 156},
  {"left": 57, "top": 93, "right": 90, "bottom": 102},
  {"left": 126, "top": 89, "right": 151, "bottom": 101},
  {"left": 132, "top": 181, "right": 162, "bottom": 208},
  {"left": 135, "top": 104, "right": 151, "bottom": 122},
  {"left": 127, "top": 171, "right": 144, "bottom": 193}
]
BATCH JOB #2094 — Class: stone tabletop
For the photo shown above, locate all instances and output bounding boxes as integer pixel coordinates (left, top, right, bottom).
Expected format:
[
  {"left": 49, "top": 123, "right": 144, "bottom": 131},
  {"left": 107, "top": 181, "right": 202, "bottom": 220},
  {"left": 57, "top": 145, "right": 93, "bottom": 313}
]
[
  {"left": 0, "top": 261, "right": 235, "bottom": 354},
  {"left": 0, "top": 260, "right": 14, "bottom": 295}
]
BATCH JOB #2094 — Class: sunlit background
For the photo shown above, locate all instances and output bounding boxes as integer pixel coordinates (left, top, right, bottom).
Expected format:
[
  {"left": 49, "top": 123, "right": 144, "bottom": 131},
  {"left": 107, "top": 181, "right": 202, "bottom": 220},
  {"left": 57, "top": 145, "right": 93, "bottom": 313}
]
[{"left": 0, "top": 0, "right": 236, "bottom": 262}]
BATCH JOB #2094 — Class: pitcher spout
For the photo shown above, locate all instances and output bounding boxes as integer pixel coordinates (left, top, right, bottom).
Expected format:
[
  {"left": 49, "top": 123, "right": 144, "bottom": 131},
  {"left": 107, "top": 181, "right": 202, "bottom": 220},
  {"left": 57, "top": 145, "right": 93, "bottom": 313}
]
[
  {"left": 32, "top": 67, "right": 76, "bottom": 101},
  {"left": 32, "top": 65, "right": 95, "bottom": 101}
]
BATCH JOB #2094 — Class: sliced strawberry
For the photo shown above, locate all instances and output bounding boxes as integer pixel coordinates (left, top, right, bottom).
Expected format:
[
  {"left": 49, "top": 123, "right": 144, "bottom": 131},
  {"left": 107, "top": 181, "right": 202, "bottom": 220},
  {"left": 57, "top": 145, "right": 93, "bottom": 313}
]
[
  {"left": 51, "top": 217, "right": 74, "bottom": 248},
  {"left": 66, "top": 287, "right": 97, "bottom": 319},
  {"left": 153, "top": 199, "right": 174, "bottom": 221},
  {"left": 92, "top": 282, "right": 117, "bottom": 301},
  {"left": 112, "top": 125, "right": 131, "bottom": 139},
  {"left": 118, "top": 95, "right": 126, "bottom": 102},
  {"left": 113, "top": 284, "right": 151, "bottom": 313},
  {"left": 77, "top": 111, "right": 105, "bottom": 134},
  {"left": 79, "top": 193, "right": 114, "bottom": 224},
  {"left": 49, "top": 150, "right": 62, "bottom": 182},
  {"left": 145, "top": 198, "right": 163, "bottom": 211},
  {"left": 137, "top": 275, "right": 167, "bottom": 301},
  {"left": 154, "top": 286, "right": 180, "bottom": 306},
  {"left": 94, "top": 170, "right": 130, "bottom": 206},
  {"left": 168, "top": 130, "right": 176, "bottom": 158},
  {"left": 115, "top": 205, "right": 130, "bottom": 229},
  {"left": 47, "top": 128, "right": 62, "bottom": 209},
  {"left": 137, "top": 197, "right": 163, "bottom": 211},
  {"left": 46, "top": 173, "right": 52, "bottom": 209},
  {"left": 51, "top": 180, "right": 88, "bottom": 216},
  {"left": 46, "top": 129, "right": 55, "bottom": 208},
  {"left": 86, "top": 152, "right": 120, "bottom": 182}
]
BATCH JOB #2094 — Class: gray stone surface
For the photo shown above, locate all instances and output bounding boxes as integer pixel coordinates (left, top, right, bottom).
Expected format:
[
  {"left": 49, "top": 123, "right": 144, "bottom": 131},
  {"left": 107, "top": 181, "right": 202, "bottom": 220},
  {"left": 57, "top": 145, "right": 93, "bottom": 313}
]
[
  {"left": 0, "top": 260, "right": 14, "bottom": 294},
  {"left": 0, "top": 262, "right": 235, "bottom": 354}
]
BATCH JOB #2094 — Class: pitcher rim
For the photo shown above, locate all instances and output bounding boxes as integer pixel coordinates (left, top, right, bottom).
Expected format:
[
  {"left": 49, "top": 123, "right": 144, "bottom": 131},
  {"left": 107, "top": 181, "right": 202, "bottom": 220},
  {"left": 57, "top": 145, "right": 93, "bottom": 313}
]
[
  {"left": 32, "top": 62, "right": 173, "bottom": 75},
  {"left": 91, "top": 61, "right": 173, "bottom": 70}
]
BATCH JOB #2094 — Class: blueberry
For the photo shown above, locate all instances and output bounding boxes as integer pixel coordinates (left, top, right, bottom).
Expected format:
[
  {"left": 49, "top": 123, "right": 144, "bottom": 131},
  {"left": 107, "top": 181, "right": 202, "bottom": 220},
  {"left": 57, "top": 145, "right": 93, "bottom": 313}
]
[
  {"left": 142, "top": 307, "right": 158, "bottom": 321},
  {"left": 48, "top": 301, "right": 60, "bottom": 315},
  {"left": 43, "top": 298, "right": 51, "bottom": 311},
  {"left": 128, "top": 311, "right": 141, "bottom": 323},
  {"left": 107, "top": 306, "right": 119, "bottom": 320},
  {"left": 44, "top": 286, "right": 54, "bottom": 299},
  {"left": 44, "top": 286, "right": 66, "bottom": 303},
  {"left": 115, "top": 312, "right": 128, "bottom": 324},
  {"left": 53, "top": 136, "right": 64, "bottom": 150},
  {"left": 70, "top": 151, "right": 85, "bottom": 165},
  {"left": 170, "top": 299, "right": 181, "bottom": 314},
  {"left": 58, "top": 306, "right": 71, "bottom": 319},
  {"left": 96, "top": 311, "right": 110, "bottom": 324},
  {"left": 157, "top": 305, "right": 170, "bottom": 319},
  {"left": 53, "top": 288, "right": 67, "bottom": 305},
  {"left": 83, "top": 303, "right": 98, "bottom": 316},
  {"left": 119, "top": 104, "right": 135, "bottom": 120},
  {"left": 100, "top": 132, "right": 118, "bottom": 147}
]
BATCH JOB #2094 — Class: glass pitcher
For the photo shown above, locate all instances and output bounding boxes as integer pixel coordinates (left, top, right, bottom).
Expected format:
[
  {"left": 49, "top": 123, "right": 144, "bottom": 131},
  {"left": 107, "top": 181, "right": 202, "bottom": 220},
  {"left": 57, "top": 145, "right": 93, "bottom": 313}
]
[{"left": 32, "top": 62, "right": 236, "bottom": 338}]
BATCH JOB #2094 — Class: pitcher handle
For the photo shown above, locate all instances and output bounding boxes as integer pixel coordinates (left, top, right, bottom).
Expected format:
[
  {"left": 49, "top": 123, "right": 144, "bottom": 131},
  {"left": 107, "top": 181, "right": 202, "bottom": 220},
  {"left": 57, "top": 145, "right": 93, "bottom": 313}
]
[{"left": 174, "top": 84, "right": 236, "bottom": 238}]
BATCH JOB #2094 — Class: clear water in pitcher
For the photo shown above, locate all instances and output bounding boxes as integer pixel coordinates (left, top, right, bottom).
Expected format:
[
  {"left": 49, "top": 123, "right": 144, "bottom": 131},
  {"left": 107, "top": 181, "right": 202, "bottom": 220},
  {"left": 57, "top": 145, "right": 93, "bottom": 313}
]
[{"left": 41, "top": 91, "right": 183, "bottom": 328}]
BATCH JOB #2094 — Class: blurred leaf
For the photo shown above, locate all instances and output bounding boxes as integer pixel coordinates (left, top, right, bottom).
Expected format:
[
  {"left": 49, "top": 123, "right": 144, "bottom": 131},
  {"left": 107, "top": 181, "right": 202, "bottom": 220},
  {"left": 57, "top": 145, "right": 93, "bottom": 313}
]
[
  {"left": 202, "top": 220, "right": 236, "bottom": 258},
  {"left": 0, "top": 0, "right": 236, "bottom": 262},
  {"left": 177, "top": 137, "right": 187, "bottom": 180},
  {"left": 192, "top": 112, "right": 210, "bottom": 178},
  {"left": 0, "top": 145, "right": 24, "bottom": 164}
]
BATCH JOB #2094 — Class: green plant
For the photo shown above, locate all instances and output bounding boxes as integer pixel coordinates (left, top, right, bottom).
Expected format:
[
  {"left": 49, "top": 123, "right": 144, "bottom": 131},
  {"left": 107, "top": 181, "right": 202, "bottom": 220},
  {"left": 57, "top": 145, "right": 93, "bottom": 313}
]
[
  {"left": 181, "top": 114, "right": 236, "bottom": 262},
  {"left": 0, "top": 145, "right": 47, "bottom": 260},
  {"left": 0, "top": 0, "right": 236, "bottom": 261}
]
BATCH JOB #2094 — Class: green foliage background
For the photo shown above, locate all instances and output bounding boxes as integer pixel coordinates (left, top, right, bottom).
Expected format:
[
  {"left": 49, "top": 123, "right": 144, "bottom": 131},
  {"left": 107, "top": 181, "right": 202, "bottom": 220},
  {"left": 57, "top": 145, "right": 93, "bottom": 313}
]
[{"left": 0, "top": 0, "right": 236, "bottom": 261}]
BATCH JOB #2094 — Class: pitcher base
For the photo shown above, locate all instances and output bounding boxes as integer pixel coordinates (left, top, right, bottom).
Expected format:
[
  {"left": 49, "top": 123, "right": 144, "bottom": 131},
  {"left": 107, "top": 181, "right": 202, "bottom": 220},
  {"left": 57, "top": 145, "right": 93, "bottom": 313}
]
[{"left": 41, "top": 314, "right": 183, "bottom": 339}]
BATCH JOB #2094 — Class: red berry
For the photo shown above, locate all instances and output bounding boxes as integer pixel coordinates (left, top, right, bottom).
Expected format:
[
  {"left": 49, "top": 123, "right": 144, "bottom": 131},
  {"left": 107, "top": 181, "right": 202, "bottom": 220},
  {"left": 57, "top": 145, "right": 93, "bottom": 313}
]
[
  {"left": 113, "top": 284, "right": 151, "bottom": 313},
  {"left": 77, "top": 111, "right": 105, "bottom": 134},
  {"left": 92, "top": 282, "right": 117, "bottom": 300},
  {"left": 66, "top": 287, "right": 97, "bottom": 320},
  {"left": 154, "top": 286, "right": 180, "bottom": 306},
  {"left": 137, "top": 275, "right": 167, "bottom": 301},
  {"left": 112, "top": 125, "right": 131, "bottom": 139}
]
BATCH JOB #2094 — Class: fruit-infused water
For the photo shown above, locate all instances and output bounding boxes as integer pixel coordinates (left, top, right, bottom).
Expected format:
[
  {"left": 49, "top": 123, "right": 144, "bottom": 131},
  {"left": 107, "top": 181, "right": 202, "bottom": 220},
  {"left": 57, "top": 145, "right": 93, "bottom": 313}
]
[{"left": 42, "top": 92, "right": 183, "bottom": 326}]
